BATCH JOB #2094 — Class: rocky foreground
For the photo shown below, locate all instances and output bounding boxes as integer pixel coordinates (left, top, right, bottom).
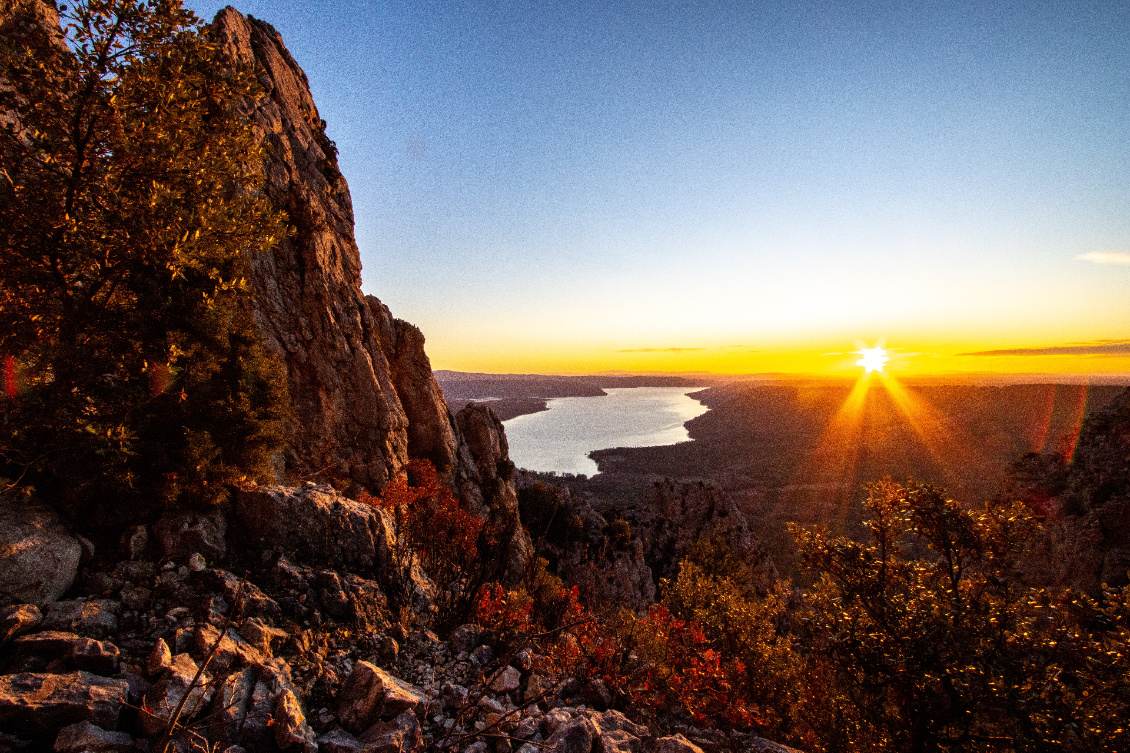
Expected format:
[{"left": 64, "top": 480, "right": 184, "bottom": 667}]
[{"left": 0, "top": 481, "right": 795, "bottom": 753}]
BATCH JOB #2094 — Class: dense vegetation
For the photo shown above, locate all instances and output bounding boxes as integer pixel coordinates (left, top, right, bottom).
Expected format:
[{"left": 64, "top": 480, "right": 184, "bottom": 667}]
[
  {"left": 484, "top": 479, "right": 1130, "bottom": 752},
  {"left": 0, "top": 0, "right": 289, "bottom": 525}
]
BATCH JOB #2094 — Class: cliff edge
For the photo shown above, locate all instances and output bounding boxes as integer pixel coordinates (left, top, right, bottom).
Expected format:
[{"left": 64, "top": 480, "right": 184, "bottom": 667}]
[{"left": 209, "top": 8, "right": 529, "bottom": 564}]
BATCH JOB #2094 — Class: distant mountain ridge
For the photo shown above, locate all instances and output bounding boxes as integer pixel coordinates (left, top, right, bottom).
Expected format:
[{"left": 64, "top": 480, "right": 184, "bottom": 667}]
[{"left": 435, "top": 371, "right": 704, "bottom": 401}]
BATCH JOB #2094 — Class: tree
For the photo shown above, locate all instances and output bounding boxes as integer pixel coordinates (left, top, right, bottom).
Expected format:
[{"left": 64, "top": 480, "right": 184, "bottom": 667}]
[
  {"left": 0, "top": 0, "right": 288, "bottom": 526},
  {"left": 793, "top": 479, "right": 1130, "bottom": 753}
]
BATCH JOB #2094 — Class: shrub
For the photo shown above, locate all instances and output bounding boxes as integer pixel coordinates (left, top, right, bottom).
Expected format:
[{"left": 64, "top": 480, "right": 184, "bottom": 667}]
[
  {"left": 663, "top": 559, "right": 795, "bottom": 734},
  {"left": 605, "top": 518, "right": 632, "bottom": 552},
  {"left": 360, "top": 459, "right": 515, "bottom": 632},
  {"left": 793, "top": 479, "right": 1130, "bottom": 753}
]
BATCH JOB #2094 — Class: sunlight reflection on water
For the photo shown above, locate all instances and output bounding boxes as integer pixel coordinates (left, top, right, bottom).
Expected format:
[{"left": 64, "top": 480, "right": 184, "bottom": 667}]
[{"left": 502, "top": 387, "right": 708, "bottom": 476}]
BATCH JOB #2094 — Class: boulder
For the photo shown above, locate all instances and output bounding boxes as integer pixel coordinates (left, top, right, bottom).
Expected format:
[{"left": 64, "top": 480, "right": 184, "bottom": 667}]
[
  {"left": 524, "top": 673, "right": 553, "bottom": 703},
  {"left": 587, "top": 710, "right": 649, "bottom": 753},
  {"left": 440, "top": 682, "right": 469, "bottom": 710},
  {"left": 545, "top": 716, "right": 595, "bottom": 753},
  {"left": 273, "top": 689, "right": 316, "bottom": 751},
  {"left": 219, "top": 657, "right": 307, "bottom": 750},
  {"left": 52, "top": 720, "right": 133, "bottom": 752},
  {"left": 448, "top": 623, "right": 485, "bottom": 653},
  {"left": 0, "top": 672, "right": 129, "bottom": 736},
  {"left": 0, "top": 497, "right": 81, "bottom": 608},
  {"left": 138, "top": 653, "right": 213, "bottom": 736},
  {"left": 206, "top": 569, "right": 281, "bottom": 621},
  {"left": 153, "top": 509, "right": 227, "bottom": 562},
  {"left": 118, "top": 585, "right": 150, "bottom": 612},
  {"left": 41, "top": 600, "right": 120, "bottom": 639},
  {"left": 192, "top": 624, "right": 262, "bottom": 672},
  {"left": 1, "top": 604, "right": 42, "bottom": 642},
  {"left": 489, "top": 666, "right": 521, "bottom": 694},
  {"left": 239, "top": 617, "right": 289, "bottom": 656},
  {"left": 112, "top": 672, "right": 149, "bottom": 708},
  {"left": 13, "top": 631, "right": 120, "bottom": 675},
  {"left": 357, "top": 710, "right": 422, "bottom": 753},
  {"left": 210, "top": 667, "right": 256, "bottom": 748},
  {"left": 147, "top": 639, "right": 172, "bottom": 677},
  {"left": 337, "top": 661, "right": 424, "bottom": 734},
  {"left": 318, "top": 728, "right": 365, "bottom": 752},
  {"left": 234, "top": 485, "right": 394, "bottom": 571}
]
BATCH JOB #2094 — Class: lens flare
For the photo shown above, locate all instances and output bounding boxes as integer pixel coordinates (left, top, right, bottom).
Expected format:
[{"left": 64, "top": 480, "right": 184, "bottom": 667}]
[{"left": 857, "top": 346, "right": 889, "bottom": 373}]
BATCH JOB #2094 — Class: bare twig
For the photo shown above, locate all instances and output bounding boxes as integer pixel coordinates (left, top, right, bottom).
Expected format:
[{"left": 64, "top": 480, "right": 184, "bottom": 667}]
[{"left": 155, "top": 576, "right": 247, "bottom": 753}]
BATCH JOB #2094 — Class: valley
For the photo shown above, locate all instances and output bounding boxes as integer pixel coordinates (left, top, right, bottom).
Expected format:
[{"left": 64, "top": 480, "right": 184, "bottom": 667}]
[{"left": 442, "top": 372, "right": 1126, "bottom": 576}]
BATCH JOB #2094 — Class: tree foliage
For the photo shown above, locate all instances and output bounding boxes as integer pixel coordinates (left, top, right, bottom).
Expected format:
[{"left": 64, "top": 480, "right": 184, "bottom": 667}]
[
  {"left": 360, "top": 459, "right": 519, "bottom": 633},
  {"left": 0, "top": 0, "right": 289, "bottom": 522},
  {"left": 793, "top": 479, "right": 1130, "bottom": 753},
  {"left": 663, "top": 558, "right": 796, "bottom": 734}
]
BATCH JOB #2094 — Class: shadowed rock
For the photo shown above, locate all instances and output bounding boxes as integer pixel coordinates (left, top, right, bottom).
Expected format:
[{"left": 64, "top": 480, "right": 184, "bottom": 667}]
[{"left": 0, "top": 498, "right": 81, "bottom": 608}]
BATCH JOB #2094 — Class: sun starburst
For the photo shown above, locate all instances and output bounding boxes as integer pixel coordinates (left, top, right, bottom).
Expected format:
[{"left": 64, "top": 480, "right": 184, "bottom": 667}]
[{"left": 857, "top": 345, "right": 889, "bottom": 373}]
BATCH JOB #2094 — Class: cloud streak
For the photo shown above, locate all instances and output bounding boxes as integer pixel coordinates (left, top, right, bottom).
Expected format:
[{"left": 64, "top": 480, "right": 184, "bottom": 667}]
[
  {"left": 617, "top": 345, "right": 759, "bottom": 353},
  {"left": 1076, "top": 251, "right": 1130, "bottom": 265},
  {"left": 617, "top": 347, "right": 706, "bottom": 353},
  {"left": 961, "top": 340, "right": 1130, "bottom": 357}
]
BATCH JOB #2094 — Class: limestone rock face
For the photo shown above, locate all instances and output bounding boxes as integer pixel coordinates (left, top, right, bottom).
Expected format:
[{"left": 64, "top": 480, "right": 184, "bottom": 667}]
[
  {"left": 451, "top": 405, "right": 534, "bottom": 577},
  {"left": 234, "top": 484, "right": 395, "bottom": 572},
  {"left": 1011, "top": 387, "right": 1130, "bottom": 592},
  {"left": 211, "top": 8, "right": 410, "bottom": 491},
  {"left": 0, "top": 497, "right": 81, "bottom": 608},
  {"left": 370, "top": 298, "right": 459, "bottom": 474},
  {"left": 209, "top": 8, "right": 530, "bottom": 570}
]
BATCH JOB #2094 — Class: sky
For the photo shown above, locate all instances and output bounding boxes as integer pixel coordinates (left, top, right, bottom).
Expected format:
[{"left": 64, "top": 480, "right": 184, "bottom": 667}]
[{"left": 186, "top": 0, "right": 1130, "bottom": 378}]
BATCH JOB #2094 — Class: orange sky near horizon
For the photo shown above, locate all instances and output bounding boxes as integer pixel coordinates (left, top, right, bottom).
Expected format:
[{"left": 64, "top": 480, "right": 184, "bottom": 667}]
[
  {"left": 418, "top": 252, "right": 1130, "bottom": 380},
  {"left": 430, "top": 335, "right": 1130, "bottom": 380}
]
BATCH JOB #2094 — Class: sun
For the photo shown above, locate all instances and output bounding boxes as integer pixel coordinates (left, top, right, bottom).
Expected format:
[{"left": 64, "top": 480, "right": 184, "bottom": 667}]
[{"left": 857, "top": 345, "right": 889, "bottom": 374}]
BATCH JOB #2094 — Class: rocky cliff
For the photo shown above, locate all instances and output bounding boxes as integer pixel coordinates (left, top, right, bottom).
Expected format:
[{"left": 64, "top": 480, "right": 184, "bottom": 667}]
[
  {"left": 209, "top": 8, "right": 529, "bottom": 565},
  {"left": 1009, "top": 386, "right": 1130, "bottom": 592},
  {"left": 210, "top": 8, "right": 428, "bottom": 492}
]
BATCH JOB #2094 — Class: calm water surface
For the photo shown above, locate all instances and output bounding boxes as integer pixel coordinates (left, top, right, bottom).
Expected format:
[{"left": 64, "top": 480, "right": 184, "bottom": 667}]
[{"left": 502, "top": 387, "right": 708, "bottom": 476}]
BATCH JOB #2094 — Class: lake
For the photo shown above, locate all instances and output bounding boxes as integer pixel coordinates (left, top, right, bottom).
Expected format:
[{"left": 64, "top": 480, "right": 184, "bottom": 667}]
[{"left": 502, "top": 386, "right": 708, "bottom": 476}]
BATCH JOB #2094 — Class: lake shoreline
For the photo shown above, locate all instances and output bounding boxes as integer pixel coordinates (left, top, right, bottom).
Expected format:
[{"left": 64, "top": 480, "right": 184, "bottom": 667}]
[{"left": 501, "top": 386, "right": 709, "bottom": 476}]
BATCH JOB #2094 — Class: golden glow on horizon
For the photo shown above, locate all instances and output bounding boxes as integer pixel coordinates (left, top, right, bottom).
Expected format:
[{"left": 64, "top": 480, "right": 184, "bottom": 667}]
[
  {"left": 429, "top": 332, "right": 1130, "bottom": 377},
  {"left": 856, "top": 346, "right": 889, "bottom": 374}
]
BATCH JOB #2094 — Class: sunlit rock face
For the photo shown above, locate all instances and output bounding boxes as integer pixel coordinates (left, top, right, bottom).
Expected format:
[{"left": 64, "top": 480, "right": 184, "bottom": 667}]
[
  {"left": 209, "top": 9, "right": 530, "bottom": 563},
  {"left": 212, "top": 8, "right": 412, "bottom": 491}
]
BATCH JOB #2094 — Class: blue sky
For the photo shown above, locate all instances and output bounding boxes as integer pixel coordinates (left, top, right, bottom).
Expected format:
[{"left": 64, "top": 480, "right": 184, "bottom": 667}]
[{"left": 187, "top": 0, "right": 1130, "bottom": 375}]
